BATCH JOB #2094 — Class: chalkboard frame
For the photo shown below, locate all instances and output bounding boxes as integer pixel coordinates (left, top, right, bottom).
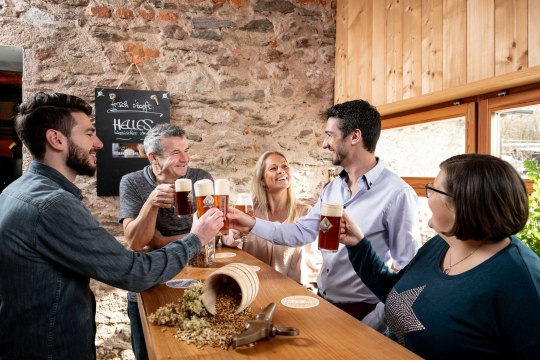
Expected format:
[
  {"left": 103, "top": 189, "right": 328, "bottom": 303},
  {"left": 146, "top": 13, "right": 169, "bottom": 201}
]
[{"left": 95, "top": 87, "right": 170, "bottom": 196}]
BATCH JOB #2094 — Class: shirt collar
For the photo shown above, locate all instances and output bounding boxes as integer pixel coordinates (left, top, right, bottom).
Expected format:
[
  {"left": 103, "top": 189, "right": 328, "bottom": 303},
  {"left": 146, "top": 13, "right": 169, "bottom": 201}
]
[
  {"left": 28, "top": 161, "right": 83, "bottom": 200},
  {"left": 337, "top": 157, "right": 385, "bottom": 190}
]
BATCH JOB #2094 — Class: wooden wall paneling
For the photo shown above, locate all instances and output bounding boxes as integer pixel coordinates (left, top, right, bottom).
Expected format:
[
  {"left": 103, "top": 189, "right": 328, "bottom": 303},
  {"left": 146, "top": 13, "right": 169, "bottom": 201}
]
[
  {"left": 378, "top": 65, "right": 540, "bottom": 115},
  {"left": 467, "top": 0, "right": 494, "bottom": 82},
  {"left": 495, "top": 0, "right": 528, "bottom": 75},
  {"left": 351, "top": 0, "right": 373, "bottom": 101},
  {"left": 386, "top": 0, "right": 403, "bottom": 103},
  {"left": 442, "top": 0, "right": 467, "bottom": 89},
  {"left": 372, "top": 0, "right": 387, "bottom": 105},
  {"left": 529, "top": 0, "right": 540, "bottom": 67},
  {"left": 421, "top": 0, "right": 443, "bottom": 95},
  {"left": 334, "top": 0, "right": 349, "bottom": 104},
  {"left": 402, "top": 0, "right": 422, "bottom": 99}
]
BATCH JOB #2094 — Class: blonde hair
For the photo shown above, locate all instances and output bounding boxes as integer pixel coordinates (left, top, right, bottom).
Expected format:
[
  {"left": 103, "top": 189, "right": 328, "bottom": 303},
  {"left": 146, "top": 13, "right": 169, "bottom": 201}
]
[{"left": 250, "top": 151, "right": 300, "bottom": 223}]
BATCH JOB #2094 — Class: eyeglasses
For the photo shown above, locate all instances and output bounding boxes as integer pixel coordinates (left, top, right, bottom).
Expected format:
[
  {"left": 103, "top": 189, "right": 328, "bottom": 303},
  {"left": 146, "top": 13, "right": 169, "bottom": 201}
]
[{"left": 425, "top": 183, "right": 452, "bottom": 198}]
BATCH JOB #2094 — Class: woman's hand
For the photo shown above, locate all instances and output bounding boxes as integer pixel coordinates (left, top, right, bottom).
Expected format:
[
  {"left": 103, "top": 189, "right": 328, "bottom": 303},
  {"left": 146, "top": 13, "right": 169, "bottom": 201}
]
[
  {"left": 339, "top": 210, "right": 365, "bottom": 247},
  {"left": 190, "top": 208, "right": 224, "bottom": 246},
  {"left": 227, "top": 207, "right": 256, "bottom": 233}
]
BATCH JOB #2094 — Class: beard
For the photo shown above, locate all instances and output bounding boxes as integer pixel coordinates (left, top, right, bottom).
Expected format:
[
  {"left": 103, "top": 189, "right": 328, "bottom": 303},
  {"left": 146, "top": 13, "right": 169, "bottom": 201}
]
[
  {"left": 66, "top": 138, "right": 96, "bottom": 177},
  {"left": 331, "top": 146, "right": 347, "bottom": 166}
]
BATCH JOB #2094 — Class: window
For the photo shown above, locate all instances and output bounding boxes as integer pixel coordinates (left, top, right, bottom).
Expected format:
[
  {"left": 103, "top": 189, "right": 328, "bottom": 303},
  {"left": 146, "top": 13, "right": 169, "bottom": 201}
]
[
  {"left": 381, "top": 86, "right": 540, "bottom": 243},
  {"left": 380, "top": 103, "right": 476, "bottom": 195},
  {"left": 380, "top": 103, "right": 475, "bottom": 243}
]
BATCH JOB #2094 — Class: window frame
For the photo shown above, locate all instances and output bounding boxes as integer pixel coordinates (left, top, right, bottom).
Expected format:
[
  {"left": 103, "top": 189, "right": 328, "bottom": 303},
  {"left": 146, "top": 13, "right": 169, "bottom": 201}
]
[
  {"left": 381, "top": 103, "right": 477, "bottom": 196},
  {"left": 477, "top": 88, "right": 540, "bottom": 193},
  {"left": 381, "top": 85, "right": 539, "bottom": 195}
]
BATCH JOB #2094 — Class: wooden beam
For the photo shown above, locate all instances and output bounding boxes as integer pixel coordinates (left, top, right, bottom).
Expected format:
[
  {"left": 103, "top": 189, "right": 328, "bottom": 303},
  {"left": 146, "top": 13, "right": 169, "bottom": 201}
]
[{"left": 377, "top": 66, "right": 540, "bottom": 116}]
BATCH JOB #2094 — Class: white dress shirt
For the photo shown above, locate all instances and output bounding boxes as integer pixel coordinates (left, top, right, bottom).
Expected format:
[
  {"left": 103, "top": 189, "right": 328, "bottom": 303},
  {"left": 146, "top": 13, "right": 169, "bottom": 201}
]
[{"left": 251, "top": 159, "right": 420, "bottom": 304}]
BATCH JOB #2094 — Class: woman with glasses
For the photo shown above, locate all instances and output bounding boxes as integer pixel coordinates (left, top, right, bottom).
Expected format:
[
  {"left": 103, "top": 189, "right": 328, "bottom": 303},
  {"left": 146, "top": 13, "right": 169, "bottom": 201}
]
[{"left": 339, "top": 153, "right": 540, "bottom": 359}]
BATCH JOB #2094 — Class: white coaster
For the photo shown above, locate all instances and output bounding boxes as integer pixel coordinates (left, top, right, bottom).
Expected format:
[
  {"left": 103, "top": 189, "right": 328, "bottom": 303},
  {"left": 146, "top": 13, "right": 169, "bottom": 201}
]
[
  {"left": 281, "top": 295, "right": 320, "bottom": 309},
  {"left": 215, "top": 252, "right": 237, "bottom": 259},
  {"left": 165, "top": 279, "right": 200, "bottom": 288}
]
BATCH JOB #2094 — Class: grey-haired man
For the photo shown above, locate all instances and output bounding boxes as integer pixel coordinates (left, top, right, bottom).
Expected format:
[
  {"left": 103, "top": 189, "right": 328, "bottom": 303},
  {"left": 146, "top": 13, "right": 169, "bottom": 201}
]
[{"left": 119, "top": 123, "right": 212, "bottom": 359}]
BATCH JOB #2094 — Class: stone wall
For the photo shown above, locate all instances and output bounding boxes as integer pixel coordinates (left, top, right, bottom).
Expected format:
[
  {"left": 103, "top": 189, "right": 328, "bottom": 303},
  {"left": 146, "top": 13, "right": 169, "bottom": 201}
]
[
  {"left": 0, "top": 0, "right": 337, "bottom": 236},
  {"left": 1, "top": 1, "right": 336, "bottom": 358}
]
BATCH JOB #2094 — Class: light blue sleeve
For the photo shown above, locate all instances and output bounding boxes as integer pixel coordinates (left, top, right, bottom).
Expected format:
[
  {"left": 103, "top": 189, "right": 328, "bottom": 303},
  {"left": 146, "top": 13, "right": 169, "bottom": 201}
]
[
  {"left": 251, "top": 198, "right": 322, "bottom": 247},
  {"left": 384, "top": 186, "right": 421, "bottom": 269}
]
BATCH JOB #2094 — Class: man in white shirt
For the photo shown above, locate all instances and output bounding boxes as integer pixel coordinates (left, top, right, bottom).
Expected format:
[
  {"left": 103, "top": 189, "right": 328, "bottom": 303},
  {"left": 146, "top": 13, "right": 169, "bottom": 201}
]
[{"left": 229, "top": 99, "right": 420, "bottom": 331}]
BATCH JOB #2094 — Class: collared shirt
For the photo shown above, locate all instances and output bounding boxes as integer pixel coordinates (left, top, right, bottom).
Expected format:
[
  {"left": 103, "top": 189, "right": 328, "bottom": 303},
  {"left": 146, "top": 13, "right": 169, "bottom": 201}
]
[
  {"left": 251, "top": 159, "right": 420, "bottom": 303},
  {"left": 0, "top": 162, "right": 200, "bottom": 359}
]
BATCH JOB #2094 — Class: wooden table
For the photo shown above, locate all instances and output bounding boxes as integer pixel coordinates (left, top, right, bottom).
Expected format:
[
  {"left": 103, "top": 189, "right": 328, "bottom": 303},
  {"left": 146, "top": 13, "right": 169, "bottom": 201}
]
[{"left": 138, "top": 246, "right": 422, "bottom": 360}]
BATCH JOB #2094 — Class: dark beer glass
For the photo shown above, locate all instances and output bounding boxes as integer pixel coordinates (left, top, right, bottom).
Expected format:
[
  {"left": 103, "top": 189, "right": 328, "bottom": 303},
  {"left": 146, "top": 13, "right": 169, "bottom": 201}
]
[
  {"left": 318, "top": 203, "right": 343, "bottom": 252},
  {"left": 174, "top": 178, "right": 193, "bottom": 217}
]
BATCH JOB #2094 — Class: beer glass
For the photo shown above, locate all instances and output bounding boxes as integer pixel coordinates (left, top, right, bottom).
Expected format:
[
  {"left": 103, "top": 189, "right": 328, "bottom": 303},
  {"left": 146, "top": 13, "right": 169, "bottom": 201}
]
[
  {"left": 174, "top": 178, "right": 193, "bottom": 217},
  {"left": 318, "top": 202, "right": 343, "bottom": 252},
  {"left": 191, "top": 179, "right": 216, "bottom": 266},
  {"left": 234, "top": 193, "right": 254, "bottom": 243},
  {"left": 214, "top": 179, "right": 230, "bottom": 234},
  {"left": 194, "top": 179, "right": 215, "bottom": 218}
]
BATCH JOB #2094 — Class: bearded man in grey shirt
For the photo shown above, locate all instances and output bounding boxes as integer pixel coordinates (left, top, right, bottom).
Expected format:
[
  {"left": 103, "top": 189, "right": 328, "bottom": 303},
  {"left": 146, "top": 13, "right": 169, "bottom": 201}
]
[{"left": 119, "top": 123, "right": 213, "bottom": 359}]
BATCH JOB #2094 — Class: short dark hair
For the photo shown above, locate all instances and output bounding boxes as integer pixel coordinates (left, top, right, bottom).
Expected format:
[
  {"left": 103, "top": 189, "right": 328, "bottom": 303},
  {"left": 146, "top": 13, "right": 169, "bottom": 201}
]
[
  {"left": 441, "top": 154, "right": 529, "bottom": 242},
  {"left": 326, "top": 99, "right": 381, "bottom": 153},
  {"left": 143, "top": 123, "right": 186, "bottom": 156},
  {"left": 15, "top": 92, "right": 92, "bottom": 160}
]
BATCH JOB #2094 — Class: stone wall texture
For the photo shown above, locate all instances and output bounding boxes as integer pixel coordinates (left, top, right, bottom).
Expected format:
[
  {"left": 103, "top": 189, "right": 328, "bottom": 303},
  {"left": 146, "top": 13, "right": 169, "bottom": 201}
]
[
  {"left": 1, "top": 0, "right": 336, "bottom": 236},
  {"left": 1, "top": 0, "right": 336, "bottom": 358}
]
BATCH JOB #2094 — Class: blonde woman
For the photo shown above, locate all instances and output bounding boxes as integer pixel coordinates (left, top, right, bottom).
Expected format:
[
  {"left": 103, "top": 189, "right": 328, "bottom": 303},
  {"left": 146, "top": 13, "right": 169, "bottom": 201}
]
[{"left": 227, "top": 151, "right": 321, "bottom": 284}]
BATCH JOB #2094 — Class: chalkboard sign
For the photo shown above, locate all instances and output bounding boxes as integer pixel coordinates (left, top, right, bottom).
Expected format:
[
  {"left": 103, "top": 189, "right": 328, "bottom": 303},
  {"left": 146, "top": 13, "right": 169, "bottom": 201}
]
[{"left": 95, "top": 88, "right": 170, "bottom": 196}]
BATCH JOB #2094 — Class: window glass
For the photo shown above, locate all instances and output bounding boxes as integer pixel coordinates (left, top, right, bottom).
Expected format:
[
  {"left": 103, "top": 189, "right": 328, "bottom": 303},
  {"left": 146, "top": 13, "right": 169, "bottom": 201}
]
[
  {"left": 491, "top": 104, "right": 540, "bottom": 176},
  {"left": 418, "top": 197, "right": 437, "bottom": 244},
  {"left": 378, "top": 117, "right": 466, "bottom": 177}
]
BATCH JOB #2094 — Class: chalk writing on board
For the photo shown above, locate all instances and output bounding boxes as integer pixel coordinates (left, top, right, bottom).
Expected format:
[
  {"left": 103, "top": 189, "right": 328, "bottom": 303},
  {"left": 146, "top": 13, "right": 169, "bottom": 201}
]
[
  {"left": 106, "top": 100, "right": 164, "bottom": 117},
  {"left": 95, "top": 87, "right": 170, "bottom": 196}
]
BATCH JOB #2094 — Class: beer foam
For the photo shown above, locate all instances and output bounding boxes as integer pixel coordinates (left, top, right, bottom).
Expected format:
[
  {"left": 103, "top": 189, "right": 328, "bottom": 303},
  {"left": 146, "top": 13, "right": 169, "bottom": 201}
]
[
  {"left": 175, "top": 178, "right": 192, "bottom": 192},
  {"left": 235, "top": 193, "right": 251, "bottom": 205},
  {"left": 214, "top": 179, "right": 230, "bottom": 195},
  {"left": 194, "top": 179, "right": 214, "bottom": 196},
  {"left": 321, "top": 202, "right": 343, "bottom": 217}
]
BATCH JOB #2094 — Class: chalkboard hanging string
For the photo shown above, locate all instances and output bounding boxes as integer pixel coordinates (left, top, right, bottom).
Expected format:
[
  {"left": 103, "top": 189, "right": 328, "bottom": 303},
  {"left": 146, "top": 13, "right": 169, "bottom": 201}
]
[{"left": 116, "top": 63, "right": 151, "bottom": 90}]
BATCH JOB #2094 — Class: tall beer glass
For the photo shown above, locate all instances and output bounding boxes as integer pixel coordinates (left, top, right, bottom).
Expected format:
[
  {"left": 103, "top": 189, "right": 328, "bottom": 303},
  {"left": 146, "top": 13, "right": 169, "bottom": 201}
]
[
  {"left": 318, "top": 202, "right": 343, "bottom": 252},
  {"left": 214, "top": 179, "right": 230, "bottom": 234},
  {"left": 234, "top": 193, "right": 254, "bottom": 243},
  {"left": 194, "top": 179, "right": 215, "bottom": 218},
  {"left": 174, "top": 178, "right": 193, "bottom": 217}
]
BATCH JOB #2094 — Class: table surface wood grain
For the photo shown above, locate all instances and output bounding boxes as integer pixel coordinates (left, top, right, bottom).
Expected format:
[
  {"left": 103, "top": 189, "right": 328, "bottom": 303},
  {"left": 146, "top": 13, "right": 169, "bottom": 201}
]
[{"left": 138, "top": 246, "right": 422, "bottom": 360}]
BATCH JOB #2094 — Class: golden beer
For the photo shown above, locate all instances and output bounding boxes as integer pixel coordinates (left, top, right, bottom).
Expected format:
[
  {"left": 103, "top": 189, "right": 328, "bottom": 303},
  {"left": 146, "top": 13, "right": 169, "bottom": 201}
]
[
  {"left": 318, "top": 203, "right": 343, "bottom": 252},
  {"left": 214, "top": 179, "right": 230, "bottom": 233},
  {"left": 235, "top": 193, "right": 254, "bottom": 216},
  {"left": 194, "top": 179, "right": 215, "bottom": 218}
]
